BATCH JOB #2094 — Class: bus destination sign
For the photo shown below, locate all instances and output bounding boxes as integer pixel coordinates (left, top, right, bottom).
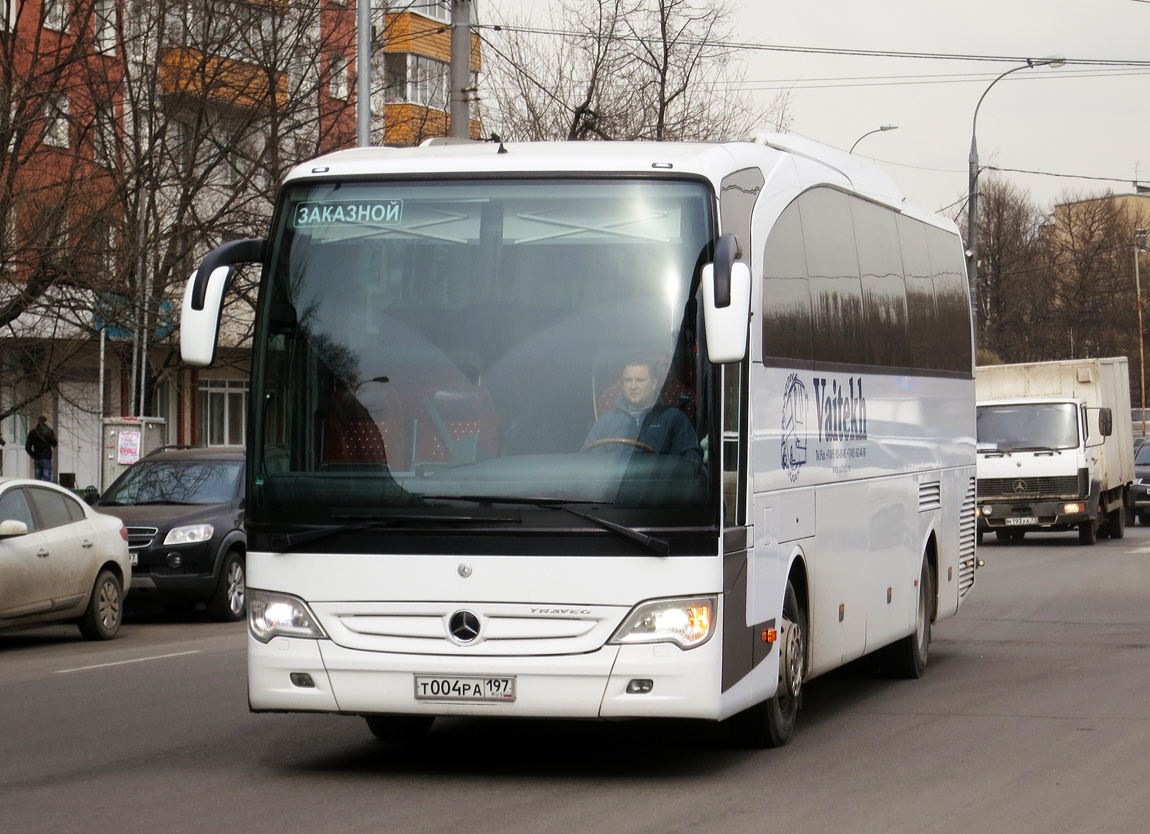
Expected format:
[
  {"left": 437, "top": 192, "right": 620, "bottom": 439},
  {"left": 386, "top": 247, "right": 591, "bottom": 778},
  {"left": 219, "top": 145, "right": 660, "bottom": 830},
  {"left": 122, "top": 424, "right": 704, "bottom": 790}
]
[{"left": 293, "top": 199, "right": 403, "bottom": 228}]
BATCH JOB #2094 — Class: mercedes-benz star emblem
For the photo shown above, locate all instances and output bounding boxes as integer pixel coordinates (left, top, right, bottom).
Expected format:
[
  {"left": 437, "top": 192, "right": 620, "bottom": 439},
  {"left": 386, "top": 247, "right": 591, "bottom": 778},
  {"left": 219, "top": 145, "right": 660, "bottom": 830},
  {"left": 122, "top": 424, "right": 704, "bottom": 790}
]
[
  {"left": 458, "top": 563, "right": 472, "bottom": 578},
  {"left": 449, "top": 610, "right": 481, "bottom": 643},
  {"left": 1013, "top": 479, "right": 1028, "bottom": 493}
]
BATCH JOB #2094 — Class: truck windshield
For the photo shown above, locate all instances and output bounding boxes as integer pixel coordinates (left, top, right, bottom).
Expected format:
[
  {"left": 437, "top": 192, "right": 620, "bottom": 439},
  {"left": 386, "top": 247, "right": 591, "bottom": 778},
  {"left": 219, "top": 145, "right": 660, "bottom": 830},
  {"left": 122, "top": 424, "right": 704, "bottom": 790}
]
[
  {"left": 250, "top": 177, "right": 717, "bottom": 529},
  {"left": 976, "top": 403, "right": 1080, "bottom": 452}
]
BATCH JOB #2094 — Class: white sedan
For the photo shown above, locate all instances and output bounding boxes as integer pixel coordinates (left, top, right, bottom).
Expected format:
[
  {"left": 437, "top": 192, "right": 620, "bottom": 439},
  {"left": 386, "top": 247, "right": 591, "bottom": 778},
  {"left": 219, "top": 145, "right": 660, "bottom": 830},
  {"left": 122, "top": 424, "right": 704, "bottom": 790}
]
[{"left": 0, "top": 478, "right": 131, "bottom": 639}]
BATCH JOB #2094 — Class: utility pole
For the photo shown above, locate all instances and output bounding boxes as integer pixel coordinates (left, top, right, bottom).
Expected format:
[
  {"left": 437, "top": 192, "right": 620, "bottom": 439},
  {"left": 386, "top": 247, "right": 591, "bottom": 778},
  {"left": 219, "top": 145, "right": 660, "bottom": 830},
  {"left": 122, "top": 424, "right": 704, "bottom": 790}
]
[
  {"left": 1136, "top": 229, "right": 1148, "bottom": 436},
  {"left": 356, "top": 0, "right": 371, "bottom": 146},
  {"left": 449, "top": 0, "right": 471, "bottom": 139}
]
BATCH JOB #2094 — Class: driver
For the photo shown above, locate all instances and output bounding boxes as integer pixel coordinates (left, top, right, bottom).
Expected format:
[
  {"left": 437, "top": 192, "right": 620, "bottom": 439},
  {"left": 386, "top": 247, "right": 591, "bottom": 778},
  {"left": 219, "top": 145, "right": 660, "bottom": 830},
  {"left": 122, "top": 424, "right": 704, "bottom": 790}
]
[{"left": 582, "top": 358, "right": 701, "bottom": 459}]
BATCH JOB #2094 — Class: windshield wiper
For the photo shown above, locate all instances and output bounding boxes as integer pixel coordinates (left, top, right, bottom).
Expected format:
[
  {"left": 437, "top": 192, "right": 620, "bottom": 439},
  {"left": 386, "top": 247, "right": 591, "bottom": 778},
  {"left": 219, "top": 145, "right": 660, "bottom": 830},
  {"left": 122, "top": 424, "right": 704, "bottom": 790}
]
[
  {"left": 268, "top": 512, "right": 520, "bottom": 551},
  {"left": 426, "top": 495, "right": 671, "bottom": 555}
]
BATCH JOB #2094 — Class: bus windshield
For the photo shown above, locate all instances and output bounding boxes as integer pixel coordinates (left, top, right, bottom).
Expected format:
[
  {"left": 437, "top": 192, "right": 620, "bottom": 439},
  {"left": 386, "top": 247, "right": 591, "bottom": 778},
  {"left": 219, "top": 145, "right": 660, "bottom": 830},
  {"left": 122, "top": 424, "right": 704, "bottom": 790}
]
[{"left": 251, "top": 177, "right": 717, "bottom": 527}]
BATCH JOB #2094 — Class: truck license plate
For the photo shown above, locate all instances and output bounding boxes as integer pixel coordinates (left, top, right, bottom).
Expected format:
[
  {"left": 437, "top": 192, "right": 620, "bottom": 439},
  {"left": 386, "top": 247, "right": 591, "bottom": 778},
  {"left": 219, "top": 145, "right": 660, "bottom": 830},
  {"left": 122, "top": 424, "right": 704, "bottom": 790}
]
[
  {"left": 414, "top": 675, "right": 516, "bottom": 702},
  {"left": 1005, "top": 517, "right": 1037, "bottom": 526}
]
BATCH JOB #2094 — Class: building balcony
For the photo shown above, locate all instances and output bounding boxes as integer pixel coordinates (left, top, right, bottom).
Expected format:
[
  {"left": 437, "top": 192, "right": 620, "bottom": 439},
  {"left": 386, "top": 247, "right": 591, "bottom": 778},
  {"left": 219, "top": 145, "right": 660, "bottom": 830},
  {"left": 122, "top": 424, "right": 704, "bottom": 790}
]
[{"left": 160, "top": 48, "right": 286, "bottom": 110}]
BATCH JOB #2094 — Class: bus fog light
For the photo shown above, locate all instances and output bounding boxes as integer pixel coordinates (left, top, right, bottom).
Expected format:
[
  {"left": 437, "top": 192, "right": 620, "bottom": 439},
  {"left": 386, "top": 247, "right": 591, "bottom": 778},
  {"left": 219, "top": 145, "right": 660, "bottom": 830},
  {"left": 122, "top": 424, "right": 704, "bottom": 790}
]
[
  {"left": 609, "top": 596, "right": 716, "bottom": 650},
  {"left": 249, "top": 589, "right": 327, "bottom": 643},
  {"left": 289, "top": 673, "right": 315, "bottom": 688},
  {"left": 626, "top": 679, "right": 654, "bottom": 694}
]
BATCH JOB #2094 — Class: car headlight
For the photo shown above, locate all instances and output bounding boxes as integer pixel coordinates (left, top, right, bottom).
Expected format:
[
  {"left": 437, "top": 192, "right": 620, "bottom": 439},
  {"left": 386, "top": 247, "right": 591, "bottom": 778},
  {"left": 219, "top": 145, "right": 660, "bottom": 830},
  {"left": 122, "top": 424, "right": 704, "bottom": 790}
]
[
  {"left": 609, "top": 596, "right": 716, "bottom": 650},
  {"left": 164, "top": 524, "right": 213, "bottom": 545},
  {"left": 249, "top": 589, "right": 327, "bottom": 643}
]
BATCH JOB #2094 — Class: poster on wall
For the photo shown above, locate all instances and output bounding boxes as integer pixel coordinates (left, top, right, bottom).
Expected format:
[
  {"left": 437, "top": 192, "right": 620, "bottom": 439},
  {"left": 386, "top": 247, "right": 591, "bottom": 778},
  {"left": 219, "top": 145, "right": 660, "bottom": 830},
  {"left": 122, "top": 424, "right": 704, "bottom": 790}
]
[{"left": 117, "top": 430, "right": 142, "bottom": 465}]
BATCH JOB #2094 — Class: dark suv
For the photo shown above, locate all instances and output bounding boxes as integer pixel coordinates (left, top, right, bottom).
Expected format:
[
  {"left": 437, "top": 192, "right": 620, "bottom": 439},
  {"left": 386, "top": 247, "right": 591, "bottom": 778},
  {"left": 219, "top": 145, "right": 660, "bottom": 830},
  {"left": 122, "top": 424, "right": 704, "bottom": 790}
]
[{"left": 93, "top": 447, "right": 245, "bottom": 621}]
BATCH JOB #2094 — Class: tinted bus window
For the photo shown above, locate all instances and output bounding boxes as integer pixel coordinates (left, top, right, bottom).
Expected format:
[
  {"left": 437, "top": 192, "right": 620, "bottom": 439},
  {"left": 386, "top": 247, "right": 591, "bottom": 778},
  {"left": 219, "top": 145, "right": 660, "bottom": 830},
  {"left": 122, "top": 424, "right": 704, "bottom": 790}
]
[
  {"left": 852, "top": 198, "right": 908, "bottom": 368},
  {"left": 800, "top": 189, "right": 864, "bottom": 366},
  {"left": 898, "top": 214, "right": 940, "bottom": 371},
  {"left": 926, "top": 226, "right": 973, "bottom": 373},
  {"left": 762, "top": 202, "right": 812, "bottom": 364}
]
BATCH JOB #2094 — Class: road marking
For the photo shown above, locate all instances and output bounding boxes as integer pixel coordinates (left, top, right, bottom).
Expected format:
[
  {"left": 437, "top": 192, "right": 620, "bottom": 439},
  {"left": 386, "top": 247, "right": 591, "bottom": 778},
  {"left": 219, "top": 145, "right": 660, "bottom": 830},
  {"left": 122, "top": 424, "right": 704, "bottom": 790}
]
[{"left": 55, "top": 650, "right": 201, "bottom": 674}]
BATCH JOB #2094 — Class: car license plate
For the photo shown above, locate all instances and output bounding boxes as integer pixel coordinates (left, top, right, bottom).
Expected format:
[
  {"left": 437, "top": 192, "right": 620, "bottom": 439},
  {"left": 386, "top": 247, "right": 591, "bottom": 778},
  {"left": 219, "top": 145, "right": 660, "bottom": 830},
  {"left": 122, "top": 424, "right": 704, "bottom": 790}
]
[
  {"left": 130, "top": 554, "right": 138, "bottom": 566},
  {"left": 414, "top": 675, "right": 516, "bottom": 702},
  {"left": 1005, "top": 517, "right": 1037, "bottom": 526}
]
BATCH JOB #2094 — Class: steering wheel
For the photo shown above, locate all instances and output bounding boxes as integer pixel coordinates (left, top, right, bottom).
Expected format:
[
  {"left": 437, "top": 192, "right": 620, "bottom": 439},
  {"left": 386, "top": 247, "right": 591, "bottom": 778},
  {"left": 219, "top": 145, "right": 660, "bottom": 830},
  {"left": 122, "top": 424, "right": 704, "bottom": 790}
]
[{"left": 580, "top": 438, "right": 654, "bottom": 453}]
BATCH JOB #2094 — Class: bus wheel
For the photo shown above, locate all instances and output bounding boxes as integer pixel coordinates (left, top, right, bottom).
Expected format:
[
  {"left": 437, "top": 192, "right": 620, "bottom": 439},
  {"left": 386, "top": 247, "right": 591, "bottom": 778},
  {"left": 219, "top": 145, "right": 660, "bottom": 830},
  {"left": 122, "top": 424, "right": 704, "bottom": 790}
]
[
  {"left": 365, "top": 714, "right": 434, "bottom": 742},
  {"left": 885, "top": 558, "right": 933, "bottom": 679},
  {"left": 730, "top": 581, "right": 805, "bottom": 748}
]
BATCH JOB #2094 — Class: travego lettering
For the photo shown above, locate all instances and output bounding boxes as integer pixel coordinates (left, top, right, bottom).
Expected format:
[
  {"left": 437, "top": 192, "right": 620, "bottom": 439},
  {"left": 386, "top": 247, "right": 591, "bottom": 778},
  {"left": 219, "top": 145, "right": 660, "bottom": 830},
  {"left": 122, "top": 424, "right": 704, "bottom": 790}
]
[{"left": 812, "top": 376, "right": 867, "bottom": 442}]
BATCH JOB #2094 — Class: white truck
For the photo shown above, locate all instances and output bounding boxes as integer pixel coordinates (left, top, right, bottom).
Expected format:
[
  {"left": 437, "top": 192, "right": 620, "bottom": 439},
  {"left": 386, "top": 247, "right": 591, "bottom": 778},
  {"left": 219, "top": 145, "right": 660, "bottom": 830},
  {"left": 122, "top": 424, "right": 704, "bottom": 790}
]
[{"left": 975, "top": 358, "right": 1135, "bottom": 545}]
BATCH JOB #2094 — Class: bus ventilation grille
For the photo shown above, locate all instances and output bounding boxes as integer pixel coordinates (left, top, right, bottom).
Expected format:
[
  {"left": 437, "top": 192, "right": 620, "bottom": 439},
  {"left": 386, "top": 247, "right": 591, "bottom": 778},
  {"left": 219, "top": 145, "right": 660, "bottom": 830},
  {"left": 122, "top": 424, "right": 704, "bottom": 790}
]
[
  {"left": 958, "top": 476, "right": 977, "bottom": 598},
  {"left": 918, "top": 481, "right": 942, "bottom": 512}
]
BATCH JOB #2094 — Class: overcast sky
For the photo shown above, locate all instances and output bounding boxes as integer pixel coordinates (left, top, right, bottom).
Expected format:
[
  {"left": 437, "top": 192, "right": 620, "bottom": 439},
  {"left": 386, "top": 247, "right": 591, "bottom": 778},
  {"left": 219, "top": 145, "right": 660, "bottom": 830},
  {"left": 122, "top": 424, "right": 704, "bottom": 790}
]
[{"left": 483, "top": 0, "right": 1149, "bottom": 217}]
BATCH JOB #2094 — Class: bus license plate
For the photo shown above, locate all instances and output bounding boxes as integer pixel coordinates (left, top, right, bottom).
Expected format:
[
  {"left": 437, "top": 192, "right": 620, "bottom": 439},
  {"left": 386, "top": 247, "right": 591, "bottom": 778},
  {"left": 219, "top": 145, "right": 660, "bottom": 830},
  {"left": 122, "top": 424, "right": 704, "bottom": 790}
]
[
  {"left": 414, "top": 675, "right": 516, "bottom": 702},
  {"left": 1005, "top": 517, "right": 1037, "bottom": 526}
]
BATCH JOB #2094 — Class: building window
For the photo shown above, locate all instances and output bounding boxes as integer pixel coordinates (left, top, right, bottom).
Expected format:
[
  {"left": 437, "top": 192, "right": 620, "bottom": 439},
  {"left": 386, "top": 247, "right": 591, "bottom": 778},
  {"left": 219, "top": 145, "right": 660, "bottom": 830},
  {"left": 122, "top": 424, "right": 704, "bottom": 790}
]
[
  {"left": 94, "top": 0, "right": 116, "bottom": 52},
  {"left": 419, "top": 0, "right": 450, "bottom": 22},
  {"left": 329, "top": 54, "right": 350, "bottom": 101},
  {"left": 43, "top": 94, "right": 69, "bottom": 147},
  {"left": 93, "top": 100, "right": 115, "bottom": 164},
  {"left": 199, "top": 380, "right": 247, "bottom": 447},
  {"left": 43, "top": 0, "right": 67, "bottom": 30}
]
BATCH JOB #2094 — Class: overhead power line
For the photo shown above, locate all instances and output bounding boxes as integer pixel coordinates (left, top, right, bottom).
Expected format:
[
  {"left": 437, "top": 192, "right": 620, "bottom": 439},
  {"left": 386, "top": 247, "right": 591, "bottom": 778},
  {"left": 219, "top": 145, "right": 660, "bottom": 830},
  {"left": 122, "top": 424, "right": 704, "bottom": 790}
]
[{"left": 477, "top": 23, "right": 1150, "bottom": 68}]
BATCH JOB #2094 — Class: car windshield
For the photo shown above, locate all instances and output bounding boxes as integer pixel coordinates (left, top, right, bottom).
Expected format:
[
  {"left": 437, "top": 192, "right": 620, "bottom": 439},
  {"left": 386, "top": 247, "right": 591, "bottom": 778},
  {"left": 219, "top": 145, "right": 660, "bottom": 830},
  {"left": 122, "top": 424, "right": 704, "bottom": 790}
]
[
  {"left": 251, "top": 177, "right": 716, "bottom": 525},
  {"left": 102, "top": 460, "right": 242, "bottom": 505},
  {"left": 976, "top": 403, "right": 1080, "bottom": 451}
]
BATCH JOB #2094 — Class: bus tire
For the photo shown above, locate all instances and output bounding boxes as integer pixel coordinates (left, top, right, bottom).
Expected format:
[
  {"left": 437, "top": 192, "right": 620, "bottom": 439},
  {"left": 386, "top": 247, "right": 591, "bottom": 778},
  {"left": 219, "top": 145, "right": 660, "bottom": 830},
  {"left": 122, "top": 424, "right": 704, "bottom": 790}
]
[
  {"left": 365, "top": 714, "right": 435, "bottom": 742},
  {"left": 730, "top": 581, "right": 805, "bottom": 748},
  {"left": 886, "top": 558, "right": 932, "bottom": 679}
]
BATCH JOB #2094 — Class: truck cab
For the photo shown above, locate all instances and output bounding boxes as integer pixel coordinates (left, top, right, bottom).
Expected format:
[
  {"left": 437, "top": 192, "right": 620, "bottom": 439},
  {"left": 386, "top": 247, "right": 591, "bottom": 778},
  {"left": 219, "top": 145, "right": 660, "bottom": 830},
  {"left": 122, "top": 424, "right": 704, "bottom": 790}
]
[{"left": 976, "top": 397, "right": 1123, "bottom": 544}]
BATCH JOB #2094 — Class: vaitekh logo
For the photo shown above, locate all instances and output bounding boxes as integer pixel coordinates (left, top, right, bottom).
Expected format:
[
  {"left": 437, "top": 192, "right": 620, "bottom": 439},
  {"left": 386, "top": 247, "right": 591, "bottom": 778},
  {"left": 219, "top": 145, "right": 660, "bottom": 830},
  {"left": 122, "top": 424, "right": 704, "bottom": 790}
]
[
  {"left": 293, "top": 199, "right": 403, "bottom": 228},
  {"left": 813, "top": 376, "right": 867, "bottom": 442},
  {"left": 780, "top": 373, "right": 809, "bottom": 482}
]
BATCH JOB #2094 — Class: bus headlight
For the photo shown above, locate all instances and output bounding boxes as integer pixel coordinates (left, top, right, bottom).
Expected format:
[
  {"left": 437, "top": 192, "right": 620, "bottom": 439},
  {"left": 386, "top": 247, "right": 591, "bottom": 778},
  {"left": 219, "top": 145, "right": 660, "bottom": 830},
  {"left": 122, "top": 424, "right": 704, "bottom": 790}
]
[
  {"left": 609, "top": 596, "right": 716, "bottom": 650},
  {"left": 249, "top": 589, "right": 327, "bottom": 643}
]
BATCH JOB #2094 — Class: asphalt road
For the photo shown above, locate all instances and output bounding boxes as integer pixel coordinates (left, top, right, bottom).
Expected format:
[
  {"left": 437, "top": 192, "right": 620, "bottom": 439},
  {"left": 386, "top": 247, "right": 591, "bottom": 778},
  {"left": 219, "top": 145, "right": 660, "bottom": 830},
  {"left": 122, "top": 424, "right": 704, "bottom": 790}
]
[{"left": 2, "top": 527, "right": 1149, "bottom": 834}]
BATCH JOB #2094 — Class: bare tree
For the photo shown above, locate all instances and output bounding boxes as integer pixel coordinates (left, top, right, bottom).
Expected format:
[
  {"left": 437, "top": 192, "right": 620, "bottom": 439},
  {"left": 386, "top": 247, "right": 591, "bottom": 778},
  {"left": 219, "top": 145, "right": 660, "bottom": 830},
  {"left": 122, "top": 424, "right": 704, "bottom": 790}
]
[{"left": 481, "top": 0, "right": 779, "bottom": 143}]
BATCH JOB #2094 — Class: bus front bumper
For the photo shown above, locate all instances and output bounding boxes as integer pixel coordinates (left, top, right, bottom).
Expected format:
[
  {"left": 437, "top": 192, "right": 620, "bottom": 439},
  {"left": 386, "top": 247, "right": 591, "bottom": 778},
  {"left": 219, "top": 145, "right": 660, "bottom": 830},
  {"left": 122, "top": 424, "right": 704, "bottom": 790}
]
[{"left": 247, "top": 633, "right": 724, "bottom": 720}]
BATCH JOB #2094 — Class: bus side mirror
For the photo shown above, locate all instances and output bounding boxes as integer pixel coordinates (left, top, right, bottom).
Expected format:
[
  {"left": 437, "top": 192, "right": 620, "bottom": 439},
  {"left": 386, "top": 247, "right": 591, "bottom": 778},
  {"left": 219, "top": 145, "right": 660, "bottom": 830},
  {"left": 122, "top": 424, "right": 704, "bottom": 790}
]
[
  {"left": 180, "top": 238, "right": 266, "bottom": 367},
  {"left": 1099, "top": 407, "right": 1113, "bottom": 437},
  {"left": 702, "top": 234, "right": 751, "bottom": 364}
]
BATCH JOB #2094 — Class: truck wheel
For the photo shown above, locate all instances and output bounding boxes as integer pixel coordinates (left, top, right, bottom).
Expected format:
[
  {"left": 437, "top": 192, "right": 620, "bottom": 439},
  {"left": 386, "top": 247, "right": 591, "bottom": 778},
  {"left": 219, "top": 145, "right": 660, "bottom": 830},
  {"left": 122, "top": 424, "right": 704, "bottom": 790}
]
[
  {"left": 1108, "top": 506, "right": 1127, "bottom": 540},
  {"left": 1078, "top": 521, "right": 1097, "bottom": 545}
]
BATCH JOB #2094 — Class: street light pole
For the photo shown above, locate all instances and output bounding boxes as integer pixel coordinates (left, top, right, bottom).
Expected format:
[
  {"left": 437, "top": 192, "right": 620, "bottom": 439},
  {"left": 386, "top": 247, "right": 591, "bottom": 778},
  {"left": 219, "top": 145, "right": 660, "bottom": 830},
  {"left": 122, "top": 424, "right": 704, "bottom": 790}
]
[
  {"left": 1136, "top": 229, "right": 1148, "bottom": 436},
  {"left": 967, "top": 58, "right": 1065, "bottom": 330},
  {"left": 849, "top": 124, "right": 897, "bottom": 154},
  {"left": 356, "top": 0, "right": 371, "bottom": 147}
]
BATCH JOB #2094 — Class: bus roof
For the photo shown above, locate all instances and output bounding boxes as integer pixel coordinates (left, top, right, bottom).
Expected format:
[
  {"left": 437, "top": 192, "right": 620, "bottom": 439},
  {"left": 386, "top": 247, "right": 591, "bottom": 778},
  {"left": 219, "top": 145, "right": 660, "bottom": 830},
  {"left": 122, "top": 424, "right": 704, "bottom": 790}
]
[{"left": 283, "top": 135, "right": 948, "bottom": 226}]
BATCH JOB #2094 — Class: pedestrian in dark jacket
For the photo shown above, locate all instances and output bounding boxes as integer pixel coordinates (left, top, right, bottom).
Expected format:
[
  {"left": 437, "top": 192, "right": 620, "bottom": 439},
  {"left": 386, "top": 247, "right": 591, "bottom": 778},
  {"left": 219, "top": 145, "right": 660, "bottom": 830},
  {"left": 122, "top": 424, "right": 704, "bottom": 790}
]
[{"left": 25, "top": 415, "right": 58, "bottom": 482}]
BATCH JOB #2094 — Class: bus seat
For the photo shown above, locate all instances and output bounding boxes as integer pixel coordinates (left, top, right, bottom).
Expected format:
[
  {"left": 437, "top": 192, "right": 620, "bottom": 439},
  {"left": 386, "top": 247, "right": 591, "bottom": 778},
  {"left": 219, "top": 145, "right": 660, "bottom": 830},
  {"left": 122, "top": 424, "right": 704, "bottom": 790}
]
[{"left": 416, "top": 384, "right": 497, "bottom": 464}]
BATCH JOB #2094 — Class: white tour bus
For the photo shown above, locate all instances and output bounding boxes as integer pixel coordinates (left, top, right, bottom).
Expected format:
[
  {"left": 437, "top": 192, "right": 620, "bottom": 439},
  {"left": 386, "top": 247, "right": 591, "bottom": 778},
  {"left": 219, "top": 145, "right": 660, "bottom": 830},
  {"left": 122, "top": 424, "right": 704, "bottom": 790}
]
[{"left": 181, "top": 135, "right": 977, "bottom": 747}]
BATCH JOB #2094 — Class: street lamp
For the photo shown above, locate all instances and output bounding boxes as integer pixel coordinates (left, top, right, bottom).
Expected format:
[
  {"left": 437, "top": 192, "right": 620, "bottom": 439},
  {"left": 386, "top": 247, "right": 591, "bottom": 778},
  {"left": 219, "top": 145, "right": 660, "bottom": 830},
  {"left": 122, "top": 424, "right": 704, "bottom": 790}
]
[
  {"left": 1135, "top": 229, "right": 1148, "bottom": 436},
  {"left": 967, "top": 58, "right": 1065, "bottom": 315},
  {"left": 849, "top": 124, "right": 898, "bottom": 154}
]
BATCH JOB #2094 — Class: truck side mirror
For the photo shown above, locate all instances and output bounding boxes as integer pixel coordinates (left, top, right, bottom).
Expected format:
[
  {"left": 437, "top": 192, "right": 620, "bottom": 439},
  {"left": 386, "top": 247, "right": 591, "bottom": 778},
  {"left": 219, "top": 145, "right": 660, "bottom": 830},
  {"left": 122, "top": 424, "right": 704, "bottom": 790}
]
[
  {"left": 180, "top": 238, "right": 266, "bottom": 367},
  {"left": 702, "top": 234, "right": 751, "bottom": 364},
  {"left": 1098, "top": 407, "right": 1113, "bottom": 437}
]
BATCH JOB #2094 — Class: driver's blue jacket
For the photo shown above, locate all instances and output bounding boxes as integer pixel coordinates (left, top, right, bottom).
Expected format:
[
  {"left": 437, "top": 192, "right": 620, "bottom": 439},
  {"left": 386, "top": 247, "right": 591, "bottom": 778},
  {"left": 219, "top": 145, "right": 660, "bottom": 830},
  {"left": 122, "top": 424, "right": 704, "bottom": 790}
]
[{"left": 583, "top": 400, "right": 701, "bottom": 460}]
